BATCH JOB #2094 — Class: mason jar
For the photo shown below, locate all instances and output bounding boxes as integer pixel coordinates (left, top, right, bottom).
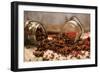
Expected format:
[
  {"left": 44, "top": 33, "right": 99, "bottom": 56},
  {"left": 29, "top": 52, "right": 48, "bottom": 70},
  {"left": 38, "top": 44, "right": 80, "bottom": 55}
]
[
  {"left": 24, "top": 20, "right": 47, "bottom": 46},
  {"left": 61, "top": 16, "right": 84, "bottom": 43}
]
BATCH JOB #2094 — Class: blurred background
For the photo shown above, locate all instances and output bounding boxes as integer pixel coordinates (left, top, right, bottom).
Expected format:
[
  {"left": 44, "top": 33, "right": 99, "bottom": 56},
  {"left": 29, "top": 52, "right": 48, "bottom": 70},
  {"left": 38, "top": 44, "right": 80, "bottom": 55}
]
[{"left": 24, "top": 11, "right": 90, "bottom": 32}]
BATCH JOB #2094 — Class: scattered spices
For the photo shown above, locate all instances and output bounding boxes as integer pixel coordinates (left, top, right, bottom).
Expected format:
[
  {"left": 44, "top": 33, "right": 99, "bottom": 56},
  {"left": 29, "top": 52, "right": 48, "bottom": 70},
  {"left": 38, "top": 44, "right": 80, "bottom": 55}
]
[
  {"left": 34, "top": 32, "right": 90, "bottom": 58},
  {"left": 25, "top": 31, "right": 90, "bottom": 61}
]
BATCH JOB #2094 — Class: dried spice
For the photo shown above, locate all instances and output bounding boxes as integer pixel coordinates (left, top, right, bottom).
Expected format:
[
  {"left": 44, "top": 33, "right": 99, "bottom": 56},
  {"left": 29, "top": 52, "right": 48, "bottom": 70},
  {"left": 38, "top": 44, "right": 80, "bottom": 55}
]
[
  {"left": 64, "top": 32, "right": 77, "bottom": 41},
  {"left": 35, "top": 32, "right": 90, "bottom": 57},
  {"left": 35, "top": 27, "right": 47, "bottom": 41},
  {"left": 24, "top": 21, "right": 47, "bottom": 46},
  {"left": 33, "top": 51, "right": 44, "bottom": 57}
]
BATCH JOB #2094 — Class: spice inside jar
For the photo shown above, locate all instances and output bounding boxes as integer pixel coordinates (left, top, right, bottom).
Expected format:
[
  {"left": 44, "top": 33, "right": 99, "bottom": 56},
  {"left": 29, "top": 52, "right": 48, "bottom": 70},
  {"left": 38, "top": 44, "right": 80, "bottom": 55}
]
[{"left": 24, "top": 21, "right": 47, "bottom": 46}]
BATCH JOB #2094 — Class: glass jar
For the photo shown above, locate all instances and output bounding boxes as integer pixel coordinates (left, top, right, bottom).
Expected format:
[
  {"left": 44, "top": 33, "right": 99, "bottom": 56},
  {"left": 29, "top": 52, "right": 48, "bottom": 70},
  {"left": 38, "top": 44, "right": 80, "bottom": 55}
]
[
  {"left": 61, "top": 16, "right": 84, "bottom": 43},
  {"left": 24, "top": 20, "right": 47, "bottom": 46}
]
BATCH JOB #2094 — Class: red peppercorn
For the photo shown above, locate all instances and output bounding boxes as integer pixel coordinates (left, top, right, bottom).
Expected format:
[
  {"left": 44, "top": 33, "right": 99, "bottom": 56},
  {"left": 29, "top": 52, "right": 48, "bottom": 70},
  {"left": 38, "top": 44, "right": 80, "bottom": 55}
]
[{"left": 65, "top": 32, "right": 77, "bottom": 40}]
